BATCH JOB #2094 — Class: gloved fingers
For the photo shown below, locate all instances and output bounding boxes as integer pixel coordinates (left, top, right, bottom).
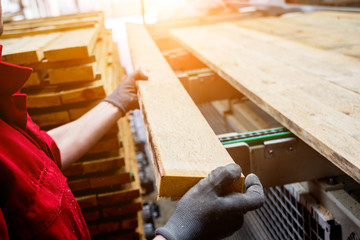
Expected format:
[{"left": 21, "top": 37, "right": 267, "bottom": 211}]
[
  {"left": 131, "top": 69, "right": 149, "bottom": 81},
  {"left": 244, "top": 173, "right": 262, "bottom": 190},
  {"left": 221, "top": 174, "right": 264, "bottom": 212},
  {"left": 129, "top": 95, "right": 140, "bottom": 110},
  {"left": 206, "top": 163, "right": 242, "bottom": 195}
]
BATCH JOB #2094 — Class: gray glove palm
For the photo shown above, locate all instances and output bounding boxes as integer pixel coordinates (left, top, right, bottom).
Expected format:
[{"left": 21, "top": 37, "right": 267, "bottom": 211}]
[
  {"left": 104, "top": 70, "right": 148, "bottom": 115},
  {"left": 156, "top": 163, "right": 265, "bottom": 240}
]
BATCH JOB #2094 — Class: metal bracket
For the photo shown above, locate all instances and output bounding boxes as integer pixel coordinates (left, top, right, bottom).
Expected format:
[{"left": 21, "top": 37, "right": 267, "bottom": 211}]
[
  {"left": 224, "top": 142, "right": 251, "bottom": 175},
  {"left": 264, "top": 137, "right": 297, "bottom": 159}
]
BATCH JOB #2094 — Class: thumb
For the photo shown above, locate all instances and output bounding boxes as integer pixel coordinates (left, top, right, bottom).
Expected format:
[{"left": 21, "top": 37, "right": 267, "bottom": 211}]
[
  {"left": 242, "top": 174, "right": 265, "bottom": 212},
  {"left": 132, "top": 69, "right": 148, "bottom": 81},
  {"left": 206, "top": 163, "right": 242, "bottom": 195},
  {"left": 222, "top": 173, "right": 264, "bottom": 212}
]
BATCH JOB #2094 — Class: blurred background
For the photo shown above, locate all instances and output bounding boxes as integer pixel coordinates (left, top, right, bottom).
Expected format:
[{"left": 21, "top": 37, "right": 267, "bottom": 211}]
[{"left": 1, "top": 0, "right": 230, "bottom": 21}]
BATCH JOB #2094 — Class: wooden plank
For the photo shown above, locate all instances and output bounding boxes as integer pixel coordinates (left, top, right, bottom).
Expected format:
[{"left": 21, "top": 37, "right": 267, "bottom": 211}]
[
  {"left": 68, "top": 172, "right": 132, "bottom": 192},
  {"left": 23, "top": 72, "right": 41, "bottom": 88},
  {"left": 63, "top": 155, "right": 125, "bottom": 177},
  {"left": 98, "top": 189, "right": 140, "bottom": 206},
  {"left": 236, "top": 11, "right": 360, "bottom": 58},
  {"left": 60, "top": 81, "right": 106, "bottom": 104},
  {"left": 76, "top": 194, "right": 98, "bottom": 209},
  {"left": 48, "top": 63, "right": 96, "bottom": 84},
  {"left": 96, "top": 218, "right": 138, "bottom": 232},
  {"left": 27, "top": 91, "right": 62, "bottom": 108},
  {"left": 127, "top": 23, "right": 244, "bottom": 198},
  {"left": 89, "top": 172, "right": 132, "bottom": 189},
  {"left": 82, "top": 211, "right": 100, "bottom": 222},
  {"left": 43, "top": 26, "right": 101, "bottom": 62},
  {"left": 87, "top": 136, "right": 120, "bottom": 155},
  {"left": 0, "top": 32, "right": 60, "bottom": 64},
  {"left": 31, "top": 110, "right": 70, "bottom": 127},
  {"left": 3, "top": 11, "right": 103, "bottom": 29},
  {"left": 1, "top": 22, "right": 97, "bottom": 39},
  {"left": 26, "top": 80, "right": 106, "bottom": 108},
  {"left": 102, "top": 200, "right": 142, "bottom": 217},
  {"left": 171, "top": 22, "right": 360, "bottom": 183},
  {"left": 24, "top": 55, "right": 96, "bottom": 71}
]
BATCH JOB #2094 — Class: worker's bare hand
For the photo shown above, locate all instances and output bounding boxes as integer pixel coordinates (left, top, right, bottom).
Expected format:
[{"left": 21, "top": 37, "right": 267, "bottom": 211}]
[
  {"left": 155, "top": 163, "right": 265, "bottom": 240},
  {"left": 104, "top": 69, "right": 148, "bottom": 115}
]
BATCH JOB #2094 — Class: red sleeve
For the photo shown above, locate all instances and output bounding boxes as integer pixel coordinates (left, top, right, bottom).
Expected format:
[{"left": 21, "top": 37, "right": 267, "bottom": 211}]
[
  {"left": 0, "top": 209, "right": 9, "bottom": 240},
  {"left": 39, "top": 128, "right": 62, "bottom": 169},
  {"left": 26, "top": 114, "right": 62, "bottom": 169}
]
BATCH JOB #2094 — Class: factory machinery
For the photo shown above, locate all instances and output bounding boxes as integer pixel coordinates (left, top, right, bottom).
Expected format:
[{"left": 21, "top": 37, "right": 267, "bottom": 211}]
[{"left": 128, "top": 2, "right": 360, "bottom": 239}]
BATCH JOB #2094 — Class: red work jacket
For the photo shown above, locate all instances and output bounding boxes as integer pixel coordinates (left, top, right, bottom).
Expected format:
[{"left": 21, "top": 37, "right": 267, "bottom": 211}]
[{"left": 0, "top": 45, "right": 90, "bottom": 239}]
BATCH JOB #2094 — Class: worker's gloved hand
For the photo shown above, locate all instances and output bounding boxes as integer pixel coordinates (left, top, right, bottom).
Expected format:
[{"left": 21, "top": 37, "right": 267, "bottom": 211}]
[
  {"left": 155, "top": 163, "right": 265, "bottom": 240},
  {"left": 104, "top": 69, "right": 148, "bottom": 115}
]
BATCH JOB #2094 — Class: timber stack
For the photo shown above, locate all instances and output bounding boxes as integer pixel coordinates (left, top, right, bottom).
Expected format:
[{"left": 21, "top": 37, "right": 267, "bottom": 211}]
[{"left": 0, "top": 12, "right": 144, "bottom": 240}]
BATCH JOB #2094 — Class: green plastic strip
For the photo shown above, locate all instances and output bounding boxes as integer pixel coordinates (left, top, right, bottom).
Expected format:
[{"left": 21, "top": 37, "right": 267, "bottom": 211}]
[
  {"left": 225, "top": 126, "right": 286, "bottom": 139},
  {"left": 221, "top": 131, "right": 293, "bottom": 146},
  {"left": 187, "top": 68, "right": 213, "bottom": 76}
]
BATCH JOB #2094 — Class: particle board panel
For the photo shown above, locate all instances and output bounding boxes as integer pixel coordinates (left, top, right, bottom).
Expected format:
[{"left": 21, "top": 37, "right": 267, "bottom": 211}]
[
  {"left": 171, "top": 22, "right": 360, "bottom": 183},
  {"left": 127, "top": 23, "right": 244, "bottom": 198}
]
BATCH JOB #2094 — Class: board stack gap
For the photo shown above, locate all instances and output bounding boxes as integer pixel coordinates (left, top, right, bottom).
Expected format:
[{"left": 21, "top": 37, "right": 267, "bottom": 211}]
[{"left": 0, "top": 12, "right": 144, "bottom": 240}]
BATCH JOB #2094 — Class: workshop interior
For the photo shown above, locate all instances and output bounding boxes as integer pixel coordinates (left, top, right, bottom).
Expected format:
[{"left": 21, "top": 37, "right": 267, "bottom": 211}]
[{"left": 1, "top": 0, "right": 360, "bottom": 239}]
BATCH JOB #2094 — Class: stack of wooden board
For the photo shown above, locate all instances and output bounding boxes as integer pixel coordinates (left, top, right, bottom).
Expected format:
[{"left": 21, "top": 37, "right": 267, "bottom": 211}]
[{"left": 1, "top": 12, "right": 144, "bottom": 239}]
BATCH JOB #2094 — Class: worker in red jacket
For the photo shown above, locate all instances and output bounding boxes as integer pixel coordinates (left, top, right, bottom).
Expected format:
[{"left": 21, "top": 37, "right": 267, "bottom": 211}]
[{"left": 0, "top": 3, "right": 264, "bottom": 239}]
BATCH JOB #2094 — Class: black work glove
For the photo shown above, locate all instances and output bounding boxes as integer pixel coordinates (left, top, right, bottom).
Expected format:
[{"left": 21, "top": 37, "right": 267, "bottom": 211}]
[
  {"left": 155, "top": 163, "right": 265, "bottom": 240},
  {"left": 104, "top": 69, "right": 148, "bottom": 115}
]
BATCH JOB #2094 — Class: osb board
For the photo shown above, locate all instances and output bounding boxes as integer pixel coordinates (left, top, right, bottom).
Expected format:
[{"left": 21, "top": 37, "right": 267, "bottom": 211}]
[
  {"left": 127, "top": 23, "right": 244, "bottom": 198},
  {"left": 171, "top": 20, "right": 360, "bottom": 183}
]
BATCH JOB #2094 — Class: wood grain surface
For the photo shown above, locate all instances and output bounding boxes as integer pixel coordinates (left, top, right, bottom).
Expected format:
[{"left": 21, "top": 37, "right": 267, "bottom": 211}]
[
  {"left": 171, "top": 15, "right": 360, "bottom": 183},
  {"left": 127, "top": 23, "right": 244, "bottom": 198},
  {"left": 236, "top": 11, "right": 360, "bottom": 58}
]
